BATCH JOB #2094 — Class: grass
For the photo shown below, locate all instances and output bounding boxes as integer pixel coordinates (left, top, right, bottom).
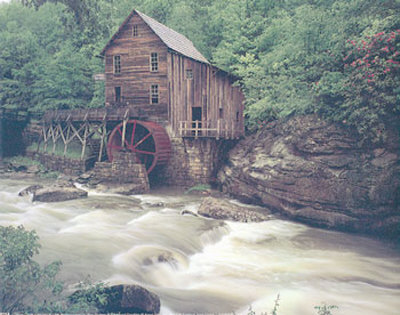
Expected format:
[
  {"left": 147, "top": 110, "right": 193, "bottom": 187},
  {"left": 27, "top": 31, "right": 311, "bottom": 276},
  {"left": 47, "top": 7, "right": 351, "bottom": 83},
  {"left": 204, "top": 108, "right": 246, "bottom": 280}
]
[{"left": 28, "top": 140, "right": 92, "bottom": 160}]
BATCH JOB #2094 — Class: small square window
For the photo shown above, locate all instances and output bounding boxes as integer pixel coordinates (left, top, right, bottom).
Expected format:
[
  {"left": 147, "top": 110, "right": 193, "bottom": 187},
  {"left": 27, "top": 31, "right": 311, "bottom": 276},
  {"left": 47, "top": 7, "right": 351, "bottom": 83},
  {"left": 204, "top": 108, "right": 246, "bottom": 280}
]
[
  {"left": 186, "top": 69, "right": 193, "bottom": 80},
  {"left": 113, "top": 55, "right": 121, "bottom": 74},
  {"left": 150, "top": 52, "right": 158, "bottom": 72},
  {"left": 133, "top": 25, "right": 138, "bottom": 37},
  {"left": 150, "top": 84, "right": 159, "bottom": 104}
]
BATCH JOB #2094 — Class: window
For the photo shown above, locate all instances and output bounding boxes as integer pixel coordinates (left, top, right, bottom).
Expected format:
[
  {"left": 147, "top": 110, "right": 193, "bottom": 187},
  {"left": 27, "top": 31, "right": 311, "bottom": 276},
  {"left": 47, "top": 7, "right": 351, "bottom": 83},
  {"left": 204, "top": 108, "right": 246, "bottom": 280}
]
[
  {"left": 150, "top": 84, "right": 159, "bottom": 104},
  {"left": 150, "top": 52, "right": 158, "bottom": 72},
  {"left": 115, "top": 87, "right": 121, "bottom": 102},
  {"left": 113, "top": 55, "right": 121, "bottom": 73},
  {"left": 219, "top": 108, "right": 224, "bottom": 119},
  {"left": 236, "top": 111, "right": 240, "bottom": 122},
  {"left": 186, "top": 69, "right": 193, "bottom": 80},
  {"left": 133, "top": 25, "right": 138, "bottom": 37}
]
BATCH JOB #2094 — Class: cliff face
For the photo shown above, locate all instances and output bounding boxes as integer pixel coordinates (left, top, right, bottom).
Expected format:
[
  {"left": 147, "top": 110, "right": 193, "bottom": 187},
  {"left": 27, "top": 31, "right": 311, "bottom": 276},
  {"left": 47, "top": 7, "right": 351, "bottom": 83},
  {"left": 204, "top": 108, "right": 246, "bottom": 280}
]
[{"left": 218, "top": 115, "right": 400, "bottom": 238}]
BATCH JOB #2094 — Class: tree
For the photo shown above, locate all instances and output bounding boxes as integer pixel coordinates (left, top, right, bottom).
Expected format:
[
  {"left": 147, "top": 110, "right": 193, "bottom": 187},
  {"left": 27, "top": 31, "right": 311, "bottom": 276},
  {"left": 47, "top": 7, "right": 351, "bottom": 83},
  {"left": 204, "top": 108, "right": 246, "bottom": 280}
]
[
  {"left": 0, "top": 225, "right": 62, "bottom": 313},
  {"left": 0, "top": 225, "right": 109, "bottom": 314}
]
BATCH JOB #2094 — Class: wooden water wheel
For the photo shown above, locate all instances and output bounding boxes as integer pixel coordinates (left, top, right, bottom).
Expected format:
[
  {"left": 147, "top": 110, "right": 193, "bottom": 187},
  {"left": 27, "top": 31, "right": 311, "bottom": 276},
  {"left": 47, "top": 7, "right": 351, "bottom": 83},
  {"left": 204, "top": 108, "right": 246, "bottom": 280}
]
[{"left": 107, "top": 120, "right": 171, "bottom": 174}]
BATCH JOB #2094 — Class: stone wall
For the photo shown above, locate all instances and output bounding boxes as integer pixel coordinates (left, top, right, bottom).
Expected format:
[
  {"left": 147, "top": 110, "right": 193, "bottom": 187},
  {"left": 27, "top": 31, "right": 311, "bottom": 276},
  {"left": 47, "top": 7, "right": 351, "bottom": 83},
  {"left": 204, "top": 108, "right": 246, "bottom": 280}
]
[
  {"left": 92, "top": 151, "right": 149, "bottom": 192},
  {"left": 162, "top": 137, "right": 235, "bottom": 187},
  {"left": 28, "top": 151, "right": 91, "bottom": 176}
]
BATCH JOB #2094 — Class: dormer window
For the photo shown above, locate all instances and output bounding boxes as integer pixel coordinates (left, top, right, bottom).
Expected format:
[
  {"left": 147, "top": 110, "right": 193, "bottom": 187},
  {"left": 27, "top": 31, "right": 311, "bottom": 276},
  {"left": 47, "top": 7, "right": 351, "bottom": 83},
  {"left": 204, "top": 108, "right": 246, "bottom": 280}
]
[
  {"left": 150, "top": 52, "right": 158, "bottom": 72},
  {"left": 186, "top": 69, "right": 193, "bottom": 80},
  {"left": 133, "top": 25, "right": 138, "bottom": 37},
  {"left": 113, "top": 55, "right": 121, "bottom": 74}
]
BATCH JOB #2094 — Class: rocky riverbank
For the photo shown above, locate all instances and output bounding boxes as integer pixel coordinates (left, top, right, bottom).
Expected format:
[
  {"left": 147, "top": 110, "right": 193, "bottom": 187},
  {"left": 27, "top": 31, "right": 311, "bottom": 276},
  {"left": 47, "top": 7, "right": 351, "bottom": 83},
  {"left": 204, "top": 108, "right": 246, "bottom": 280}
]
[{"left": 218, "top": 115, "right": 400, "bottom": 239}]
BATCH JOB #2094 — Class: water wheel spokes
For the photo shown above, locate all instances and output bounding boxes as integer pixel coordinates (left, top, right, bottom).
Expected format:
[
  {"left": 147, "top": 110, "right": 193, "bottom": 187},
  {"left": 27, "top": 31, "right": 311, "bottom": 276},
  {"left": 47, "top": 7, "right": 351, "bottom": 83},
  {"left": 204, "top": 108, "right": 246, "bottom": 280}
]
[{"left": 107, "top": 120, "right": 171, "bottom": 174}]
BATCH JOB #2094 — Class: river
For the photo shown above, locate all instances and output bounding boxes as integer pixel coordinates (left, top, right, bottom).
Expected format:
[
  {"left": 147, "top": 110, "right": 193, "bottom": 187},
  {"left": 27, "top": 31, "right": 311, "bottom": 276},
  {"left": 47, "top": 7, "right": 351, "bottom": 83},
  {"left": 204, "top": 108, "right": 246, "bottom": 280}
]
[{"left": 0, "top": 178, "right": 399, "bottom": 314}]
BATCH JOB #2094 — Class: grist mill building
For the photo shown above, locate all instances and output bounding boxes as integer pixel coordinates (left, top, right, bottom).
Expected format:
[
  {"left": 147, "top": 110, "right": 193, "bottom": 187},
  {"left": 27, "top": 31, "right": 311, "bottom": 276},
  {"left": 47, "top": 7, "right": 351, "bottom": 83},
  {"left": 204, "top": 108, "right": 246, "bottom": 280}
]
[{"left": 36, "top": 9, "right": 245, "bottom": 187}]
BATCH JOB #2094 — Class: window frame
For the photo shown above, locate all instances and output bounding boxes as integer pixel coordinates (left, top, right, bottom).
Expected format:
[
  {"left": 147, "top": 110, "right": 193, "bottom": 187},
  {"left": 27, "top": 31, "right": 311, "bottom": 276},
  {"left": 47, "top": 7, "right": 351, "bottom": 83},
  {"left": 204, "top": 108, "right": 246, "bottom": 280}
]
[
  {"left": 150, "top": 84, "right": 159, "bottom": 104},
  {"left": 150, "top": 52, "right": 158, "bottom": 72},
  {"left": 186, "top": 69, "right": 193, "bottom": 80},
  {"left": 132, "top": 25, "right": 138, "bottom": 37},
  {"left": 113, "top": 55, "right": 121, "bottom": 74}
]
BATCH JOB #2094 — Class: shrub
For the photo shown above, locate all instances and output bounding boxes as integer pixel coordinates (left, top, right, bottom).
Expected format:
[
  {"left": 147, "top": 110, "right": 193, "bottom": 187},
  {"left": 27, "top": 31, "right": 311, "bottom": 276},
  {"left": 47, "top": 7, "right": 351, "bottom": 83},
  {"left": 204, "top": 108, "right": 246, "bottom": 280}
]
[
  {"left": 0, "top": 225, "right": 108, "bottom": 314},
  {"left": 0, "top": 225, "right": 63, "bottom": 313},
  {"left": 184, "top": 184, "right": 211, "bottom": 194}
]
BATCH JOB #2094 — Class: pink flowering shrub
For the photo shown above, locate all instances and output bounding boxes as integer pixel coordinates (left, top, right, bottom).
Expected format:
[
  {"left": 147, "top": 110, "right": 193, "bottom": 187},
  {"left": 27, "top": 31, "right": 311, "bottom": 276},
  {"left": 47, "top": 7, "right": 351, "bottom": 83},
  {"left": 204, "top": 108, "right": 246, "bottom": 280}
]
[
  {"left": 342, "top": 30, "right": 400, "bottom": 141},
  {"left": 315, "top": 30, "right": 399, "bottom": 142}
]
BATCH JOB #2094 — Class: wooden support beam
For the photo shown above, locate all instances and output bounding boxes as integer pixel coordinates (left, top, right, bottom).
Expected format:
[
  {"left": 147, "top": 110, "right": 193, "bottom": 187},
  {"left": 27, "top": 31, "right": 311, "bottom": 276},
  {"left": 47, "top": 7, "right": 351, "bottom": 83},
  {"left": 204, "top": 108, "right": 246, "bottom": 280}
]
[
  {"left": 98, "top": 113, "right": 107, "bottom": 162},
  {"left": 50, "top": 124, "right": 57, "bottom": 154},
  {"left": 81, "top": 122, "right": 89, "bottom": 160}
]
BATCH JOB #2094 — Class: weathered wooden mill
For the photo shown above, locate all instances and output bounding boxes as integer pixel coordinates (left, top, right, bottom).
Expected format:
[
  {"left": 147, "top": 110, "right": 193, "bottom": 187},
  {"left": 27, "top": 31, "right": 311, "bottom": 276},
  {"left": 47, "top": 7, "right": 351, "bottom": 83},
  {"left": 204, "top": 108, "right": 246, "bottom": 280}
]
[{"left": 36, "top": 9, "right": 244, "bottom": 187}]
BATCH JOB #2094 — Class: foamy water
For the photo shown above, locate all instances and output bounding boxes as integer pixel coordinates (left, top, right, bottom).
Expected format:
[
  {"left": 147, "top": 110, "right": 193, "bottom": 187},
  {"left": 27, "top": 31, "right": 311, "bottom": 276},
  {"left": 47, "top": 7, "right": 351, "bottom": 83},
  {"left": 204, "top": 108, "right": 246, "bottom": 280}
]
[{"left": 0, "top": 178, "right": 399, "bottom": 314}]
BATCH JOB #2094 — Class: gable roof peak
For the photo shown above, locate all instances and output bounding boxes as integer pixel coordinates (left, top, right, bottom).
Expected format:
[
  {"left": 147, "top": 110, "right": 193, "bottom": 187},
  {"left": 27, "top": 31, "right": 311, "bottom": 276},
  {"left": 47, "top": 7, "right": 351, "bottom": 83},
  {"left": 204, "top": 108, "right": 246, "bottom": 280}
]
[{"left": 100, "top": 9, "right": 209, "bottom": 64}]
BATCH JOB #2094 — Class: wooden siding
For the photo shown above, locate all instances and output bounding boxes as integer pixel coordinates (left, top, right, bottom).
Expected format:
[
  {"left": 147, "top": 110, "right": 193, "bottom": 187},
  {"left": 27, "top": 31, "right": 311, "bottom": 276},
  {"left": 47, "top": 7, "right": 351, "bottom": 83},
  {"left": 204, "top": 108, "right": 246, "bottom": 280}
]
[
  {"left": 167, "top": 53, "right": 244, "bottom": 137},
  {"left": 102, "top": 11, "right": 244, "bottom": 138},
  {"left": 104, "top": 13, "right": 168, "bottom": 120}
]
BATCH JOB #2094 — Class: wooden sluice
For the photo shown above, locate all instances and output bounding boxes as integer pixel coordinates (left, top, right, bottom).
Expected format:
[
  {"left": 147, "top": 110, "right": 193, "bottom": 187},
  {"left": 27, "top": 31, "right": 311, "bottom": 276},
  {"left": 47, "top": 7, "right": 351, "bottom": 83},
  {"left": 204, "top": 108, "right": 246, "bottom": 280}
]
[
  {"left": 39, "top": 107, "right": 141, "bottom": 163},
  {"left": 38, "top": 106, "right": 171, "bottom": 174}
]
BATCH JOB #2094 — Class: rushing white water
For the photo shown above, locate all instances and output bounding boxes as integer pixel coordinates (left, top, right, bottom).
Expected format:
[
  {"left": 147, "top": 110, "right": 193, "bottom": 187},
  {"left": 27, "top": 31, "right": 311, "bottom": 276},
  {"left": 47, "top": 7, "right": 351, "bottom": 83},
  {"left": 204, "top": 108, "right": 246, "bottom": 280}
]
[{"left": 1, "top": 178, "right": 400, "bottom": 314}]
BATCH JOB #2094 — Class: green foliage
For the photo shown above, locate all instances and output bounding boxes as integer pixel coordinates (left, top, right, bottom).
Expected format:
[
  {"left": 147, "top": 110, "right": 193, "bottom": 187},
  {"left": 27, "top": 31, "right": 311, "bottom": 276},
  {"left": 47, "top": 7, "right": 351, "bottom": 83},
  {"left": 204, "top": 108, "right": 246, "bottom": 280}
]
[
  {"left": 0, "top": 225, "right": 63, "bottom": 314},
  {"left": 1, "top": 0, "right": 399, "bottom": 142},
  {"left": 0, "top": 225, "right": 113, "bottom": 314},
  {"left": 314, "top": 303, "right": 339, "bottom": 315},
  {"left": 67, "top": 277, "right": 108, "bottom": 313},
  {"left": 0, "top": 2, "right": 103, "bottom": 114},
  {"left": 30, "top": 140, "right": 93, "bottom": 160},
  {"left": 184, "top": 183, "right": 211, "bottom": 194},
  {"left": 271, "top": 294, "right": 280, "bottom": 315},
  {"left": 3, "top": 154, "right": 60, "bottom": 178},
  {"left": 3, "top": 155, "right": 43, "bottom": 168}
]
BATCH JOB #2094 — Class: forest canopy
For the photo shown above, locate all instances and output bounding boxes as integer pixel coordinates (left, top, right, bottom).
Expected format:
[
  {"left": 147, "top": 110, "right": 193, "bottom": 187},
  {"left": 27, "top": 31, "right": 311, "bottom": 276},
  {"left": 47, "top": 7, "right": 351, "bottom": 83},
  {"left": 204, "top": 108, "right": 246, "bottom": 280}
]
[{"left": 0, "top": 0, "right": 399, "bottom": 141}]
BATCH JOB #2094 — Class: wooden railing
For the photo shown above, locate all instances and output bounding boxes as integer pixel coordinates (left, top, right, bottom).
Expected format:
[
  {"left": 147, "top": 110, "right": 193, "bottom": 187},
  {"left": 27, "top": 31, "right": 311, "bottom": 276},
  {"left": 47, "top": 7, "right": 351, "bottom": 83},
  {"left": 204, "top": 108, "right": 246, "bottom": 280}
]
[{"left": 178, "top": 120, "right": 242, "bottom": 139}]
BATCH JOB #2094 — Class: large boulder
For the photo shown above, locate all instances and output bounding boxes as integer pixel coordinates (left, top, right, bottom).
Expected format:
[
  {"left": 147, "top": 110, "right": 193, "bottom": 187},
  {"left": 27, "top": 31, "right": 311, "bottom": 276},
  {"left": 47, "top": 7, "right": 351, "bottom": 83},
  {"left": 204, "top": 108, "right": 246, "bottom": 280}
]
[
  {"left": 18, "top": 185, "right": 44, "bottom": 197},
  {"left": 32, "top": 185, "right": 88, "bottom": 202},
  {"left": 99, "top": 284, "right": 160, "bottom": 314},
  {"left": 198, "top": 197, "right": 271, "bottom": 222},
  {"left": 218, "top": 115, "right": 400, "bottom": 238}
]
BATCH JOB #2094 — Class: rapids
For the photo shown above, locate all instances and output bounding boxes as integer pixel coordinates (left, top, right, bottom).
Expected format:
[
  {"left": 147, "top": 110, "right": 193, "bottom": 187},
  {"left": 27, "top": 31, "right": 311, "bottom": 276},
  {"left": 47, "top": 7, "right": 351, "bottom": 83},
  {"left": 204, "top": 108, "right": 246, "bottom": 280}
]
[{"left": 0, "top": 178, "right": 399, "bottom": 314}]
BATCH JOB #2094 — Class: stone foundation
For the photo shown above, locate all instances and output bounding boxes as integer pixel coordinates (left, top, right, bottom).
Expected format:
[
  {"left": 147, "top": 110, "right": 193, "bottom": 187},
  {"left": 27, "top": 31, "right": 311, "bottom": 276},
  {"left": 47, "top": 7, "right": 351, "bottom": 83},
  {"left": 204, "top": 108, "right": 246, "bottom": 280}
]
[
  {"left": 92, "top": 151, "right": 149, "bottom": 192},
  {"left": 162, "top": 137, "right": 235, "bottom": 187},
  {"left": 28, "top": 151, "right": 92, "bottom": 176}
]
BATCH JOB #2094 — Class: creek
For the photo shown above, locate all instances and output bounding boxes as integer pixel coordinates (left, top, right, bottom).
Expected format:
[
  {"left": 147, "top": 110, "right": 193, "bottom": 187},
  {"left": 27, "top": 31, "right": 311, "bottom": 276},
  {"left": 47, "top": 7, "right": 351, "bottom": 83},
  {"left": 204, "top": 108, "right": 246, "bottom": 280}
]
[{"left": 0, "top": 178, "right": 399, "bottom": 314}]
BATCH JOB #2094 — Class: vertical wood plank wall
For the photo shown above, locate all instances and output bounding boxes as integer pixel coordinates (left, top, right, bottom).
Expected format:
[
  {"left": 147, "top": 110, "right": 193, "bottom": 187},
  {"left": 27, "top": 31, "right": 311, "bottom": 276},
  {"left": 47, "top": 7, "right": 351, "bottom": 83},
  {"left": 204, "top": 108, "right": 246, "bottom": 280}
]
[
  {"left": 104, "top": 13, "right": 168, "bottom": 119},
  {"left": 103, "top": 12, "right": 245, "bottom": 137},
  {"left": 167, "top": 53, "right": 244, "bottom": 137}
]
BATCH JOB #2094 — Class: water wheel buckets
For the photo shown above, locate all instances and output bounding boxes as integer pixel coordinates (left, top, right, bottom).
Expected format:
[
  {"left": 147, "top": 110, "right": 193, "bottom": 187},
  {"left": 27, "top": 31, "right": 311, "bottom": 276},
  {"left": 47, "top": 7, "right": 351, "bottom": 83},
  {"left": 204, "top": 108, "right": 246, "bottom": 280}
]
[{"left": 107, "top": 120, "right": 171, "bottom": 174}]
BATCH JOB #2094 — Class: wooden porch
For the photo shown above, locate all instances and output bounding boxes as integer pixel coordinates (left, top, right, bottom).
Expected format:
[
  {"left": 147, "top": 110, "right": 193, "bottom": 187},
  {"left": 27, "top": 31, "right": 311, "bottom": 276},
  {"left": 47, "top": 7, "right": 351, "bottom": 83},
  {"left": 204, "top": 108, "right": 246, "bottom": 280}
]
[{"left": 178, "top": 120, "right": 242, "bottom": 139}]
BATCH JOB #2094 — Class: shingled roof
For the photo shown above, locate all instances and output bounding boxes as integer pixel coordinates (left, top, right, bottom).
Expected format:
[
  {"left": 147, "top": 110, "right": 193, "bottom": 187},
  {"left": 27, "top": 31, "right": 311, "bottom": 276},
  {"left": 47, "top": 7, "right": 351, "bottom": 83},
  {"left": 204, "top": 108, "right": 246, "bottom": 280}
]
[{"left": 100, "top": 9, "right": 210, "bottom": 64}]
